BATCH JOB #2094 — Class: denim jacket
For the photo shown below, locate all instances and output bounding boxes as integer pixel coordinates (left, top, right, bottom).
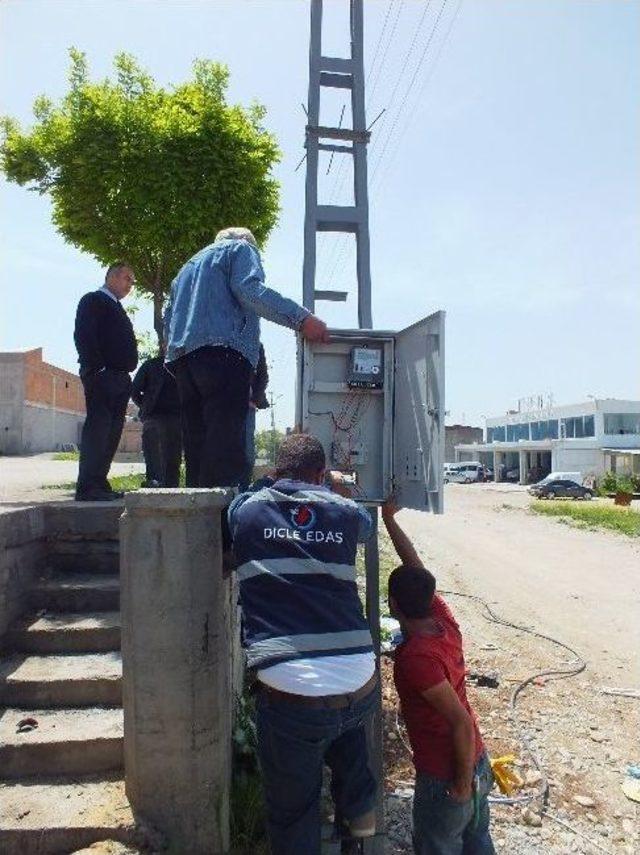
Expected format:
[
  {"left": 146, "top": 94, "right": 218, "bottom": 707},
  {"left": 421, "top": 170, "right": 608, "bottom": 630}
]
[{"left": 163, "top": 239, "right": 309, "bottom": 368}]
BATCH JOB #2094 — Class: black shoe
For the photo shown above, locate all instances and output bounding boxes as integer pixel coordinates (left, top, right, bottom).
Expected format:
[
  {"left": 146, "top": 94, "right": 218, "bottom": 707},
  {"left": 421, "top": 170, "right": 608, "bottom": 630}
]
[
  {"left": 75, "top": 488, "right": 121, "bottom": 502},
  {"left": 102, "top": 481, "right": 125, "bottom": 499},
  {"left": 141, "top": 479, "right": 161, "bottom": 489}
]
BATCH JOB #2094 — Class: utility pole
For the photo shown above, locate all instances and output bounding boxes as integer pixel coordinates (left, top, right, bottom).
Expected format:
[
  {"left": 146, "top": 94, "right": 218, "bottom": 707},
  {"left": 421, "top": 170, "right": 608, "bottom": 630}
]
[
  {"left": 303, "top": 0, "right": 373, "bottom": 328},
  {"left": 302, "top": 3, "right": 384, "bottom": 852},
  {"left": 268, "top": 390, "right": 281, "bottom": 465}
]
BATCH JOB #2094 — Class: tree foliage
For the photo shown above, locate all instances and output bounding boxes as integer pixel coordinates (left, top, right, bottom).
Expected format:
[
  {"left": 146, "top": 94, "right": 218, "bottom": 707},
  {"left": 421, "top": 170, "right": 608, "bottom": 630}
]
[
  {"left": 255, "top": 428, "right": 285, "bottom": 464},
  {"left": 1, "top": 49, "right": 281, "bottom": 340}
]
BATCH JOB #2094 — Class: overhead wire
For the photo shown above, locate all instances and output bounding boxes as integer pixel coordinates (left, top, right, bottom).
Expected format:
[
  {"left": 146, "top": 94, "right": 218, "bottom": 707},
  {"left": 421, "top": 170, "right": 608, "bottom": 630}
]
[
  {"left": 318, "top": 0, "right": 408, "bottom": 291},
  {"left": 371, "top": 0, "right": 465, "bottom": 198},
  {"left": 369, "top": 0, "right": 450, "bottom": 188},
  {"left": 325, "top": 0, "right": 457, "bottom": 294}
]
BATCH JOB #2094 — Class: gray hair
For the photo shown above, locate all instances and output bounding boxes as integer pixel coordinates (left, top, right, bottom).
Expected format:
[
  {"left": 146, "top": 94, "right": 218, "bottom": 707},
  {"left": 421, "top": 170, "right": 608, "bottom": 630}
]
[
  {"left": 214, "top": 227, "right": 258, "bottom": 248},
  {"left": 105, "top": 261, "right": 133, "bottom": 283}
]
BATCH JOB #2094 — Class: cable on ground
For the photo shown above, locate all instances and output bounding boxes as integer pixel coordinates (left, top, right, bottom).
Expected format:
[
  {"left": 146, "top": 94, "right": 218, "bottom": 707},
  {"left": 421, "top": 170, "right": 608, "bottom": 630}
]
[{"left": 388, "top": 589, "right": 616, "bottom": 853}]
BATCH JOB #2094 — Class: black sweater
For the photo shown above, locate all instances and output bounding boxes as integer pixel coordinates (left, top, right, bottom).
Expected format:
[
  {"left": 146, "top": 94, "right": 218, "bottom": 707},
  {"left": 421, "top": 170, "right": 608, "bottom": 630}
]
[{"left": 74, "top": 290, "right": 138, "bottom": 374}]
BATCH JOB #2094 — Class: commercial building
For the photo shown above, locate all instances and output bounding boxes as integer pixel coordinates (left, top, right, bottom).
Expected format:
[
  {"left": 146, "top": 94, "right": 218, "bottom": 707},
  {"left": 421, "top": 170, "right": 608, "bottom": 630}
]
[
  {"left": 445, "top": 424, "right": 482, "bottom": 463},
  {"left": 455, "top": 399, "right": 640, "bottom": 484},
  {"left": 0, "top": 349, "right": 86, "bottom": 454}
]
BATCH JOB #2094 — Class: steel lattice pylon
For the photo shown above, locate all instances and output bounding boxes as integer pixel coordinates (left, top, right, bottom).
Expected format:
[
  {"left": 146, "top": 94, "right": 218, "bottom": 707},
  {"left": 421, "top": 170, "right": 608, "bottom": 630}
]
[{"left": 302, "top": 0, "right": 373, "bottom": 329}]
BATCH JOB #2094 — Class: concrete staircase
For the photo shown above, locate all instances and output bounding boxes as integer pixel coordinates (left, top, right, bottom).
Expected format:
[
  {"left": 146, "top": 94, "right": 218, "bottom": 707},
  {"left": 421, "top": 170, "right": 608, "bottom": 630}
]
[{"left": 0, "top": 504, "right": 137, "bottom": 855}]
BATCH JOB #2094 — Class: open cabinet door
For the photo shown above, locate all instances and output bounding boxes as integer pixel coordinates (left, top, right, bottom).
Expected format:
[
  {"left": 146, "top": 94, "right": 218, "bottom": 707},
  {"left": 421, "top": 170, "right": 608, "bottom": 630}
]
[{"left": 393, "top": 311, "right": 445, "bottom": 513}]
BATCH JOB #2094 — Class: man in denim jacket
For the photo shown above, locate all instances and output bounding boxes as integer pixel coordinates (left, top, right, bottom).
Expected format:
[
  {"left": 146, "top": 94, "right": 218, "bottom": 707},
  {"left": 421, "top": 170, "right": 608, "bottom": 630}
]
[{"left": 164, "top": 227, "right": 328, "bottom": 487}]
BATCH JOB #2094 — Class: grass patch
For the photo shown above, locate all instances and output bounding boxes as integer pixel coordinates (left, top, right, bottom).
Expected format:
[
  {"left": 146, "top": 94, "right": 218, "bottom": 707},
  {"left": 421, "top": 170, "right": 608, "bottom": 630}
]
[
  {"left": 52, "top": 451, "right": 80, "bottom": 461},
  {"left": 531, "top": 501, "right": 640, "bottom": 537},
  {"left": 43, "top": 472, "right": 146, "bottom": 492}
]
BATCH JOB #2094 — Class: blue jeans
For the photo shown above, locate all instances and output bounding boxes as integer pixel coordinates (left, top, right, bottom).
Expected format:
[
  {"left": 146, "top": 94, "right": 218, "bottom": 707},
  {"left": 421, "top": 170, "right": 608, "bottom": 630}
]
[
  {"left": 413, "top": 752, "right": 495, "bottom": 855},
  {"left": 256, "top": 685, "right": 377, "bottom": 855}
]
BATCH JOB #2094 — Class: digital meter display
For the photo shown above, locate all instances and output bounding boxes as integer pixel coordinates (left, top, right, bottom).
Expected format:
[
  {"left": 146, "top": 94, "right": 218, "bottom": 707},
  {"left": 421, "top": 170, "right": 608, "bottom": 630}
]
[{"left": 347, "top": 345, "right": 384, "bottom": 389}]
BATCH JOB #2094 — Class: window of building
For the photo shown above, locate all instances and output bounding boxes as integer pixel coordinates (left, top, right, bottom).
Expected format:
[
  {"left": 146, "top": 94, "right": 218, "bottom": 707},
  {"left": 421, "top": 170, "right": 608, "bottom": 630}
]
[
  {"left": 548, "top": 420, "right": 558, "bottom": 439},
  {"left": 584, "top": 415, "right": 595, "bottom": 437},
  {"left": 604, "top": 413, "right": 640, "bottom": 435}
]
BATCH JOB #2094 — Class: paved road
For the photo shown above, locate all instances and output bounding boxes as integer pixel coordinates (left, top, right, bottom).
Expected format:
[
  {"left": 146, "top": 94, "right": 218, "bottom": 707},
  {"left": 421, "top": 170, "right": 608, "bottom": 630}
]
[
  {"left": 398, "top": 484, "right": 640, "bottom": 683},
  {"left": 0, "top": 454, "right": 144, "bottom": 506}
]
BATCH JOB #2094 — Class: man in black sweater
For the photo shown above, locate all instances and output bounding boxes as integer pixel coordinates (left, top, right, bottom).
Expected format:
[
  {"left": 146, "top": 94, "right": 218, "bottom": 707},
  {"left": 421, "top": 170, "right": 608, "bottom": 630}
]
[
  {"left": 131, "top": 351, "right": 182, "bottom": 487},
  {"left": 74, "top": 262, "right": 138, "bottom": 501}
]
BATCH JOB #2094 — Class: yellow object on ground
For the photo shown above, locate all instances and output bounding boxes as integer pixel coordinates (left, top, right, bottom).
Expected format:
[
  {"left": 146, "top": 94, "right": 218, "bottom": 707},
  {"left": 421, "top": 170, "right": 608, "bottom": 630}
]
[
  {"left": 490, "top": 755, "right": 524, "bottom": 796},
  {"left": 622, "top": 778, "right": 640, "bottom": 803}
]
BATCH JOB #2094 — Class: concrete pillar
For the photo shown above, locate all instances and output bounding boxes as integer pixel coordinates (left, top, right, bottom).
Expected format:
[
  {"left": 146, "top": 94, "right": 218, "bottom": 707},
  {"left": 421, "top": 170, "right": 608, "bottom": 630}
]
[
  {"left": 120, "top": 489, "right": 236, "bottom": 855},
  {"left": 519, "top": 450, "right": 527, "bottom": 485},
  {"left": 493, "top": 450, "right": 501, "bottom": 482}
]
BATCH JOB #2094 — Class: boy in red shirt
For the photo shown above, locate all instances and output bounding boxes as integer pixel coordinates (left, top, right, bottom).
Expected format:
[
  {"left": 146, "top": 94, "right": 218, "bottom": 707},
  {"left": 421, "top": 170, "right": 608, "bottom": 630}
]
[{"left": 382, "top": 499, "right": 495, "bottom": 855}]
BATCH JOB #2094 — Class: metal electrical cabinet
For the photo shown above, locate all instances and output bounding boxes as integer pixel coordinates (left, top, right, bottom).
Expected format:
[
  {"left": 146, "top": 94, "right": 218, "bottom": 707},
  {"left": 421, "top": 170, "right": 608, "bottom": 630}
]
[{"left": 297, "top": 311, "right": 445, "bottom": 513}]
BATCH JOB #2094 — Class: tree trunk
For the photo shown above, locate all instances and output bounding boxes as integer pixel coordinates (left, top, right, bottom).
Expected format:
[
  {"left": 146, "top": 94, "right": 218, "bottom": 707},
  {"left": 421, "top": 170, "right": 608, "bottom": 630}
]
[{"left": 153, "top": 289, "right": 164, "bottom": 348}]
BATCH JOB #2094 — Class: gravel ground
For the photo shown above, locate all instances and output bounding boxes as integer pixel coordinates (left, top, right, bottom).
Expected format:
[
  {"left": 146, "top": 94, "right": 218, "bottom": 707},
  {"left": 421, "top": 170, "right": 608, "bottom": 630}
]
[{"left": 380, "top": 485, "right": 640, "bottom": 853}]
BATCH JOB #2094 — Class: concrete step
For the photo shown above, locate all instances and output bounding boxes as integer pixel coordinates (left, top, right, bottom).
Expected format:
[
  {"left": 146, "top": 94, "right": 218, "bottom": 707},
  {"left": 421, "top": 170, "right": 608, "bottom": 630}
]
[
  {"left": 31, "top": 574, "right": 120, "bottom": 613},
  {"left": 7, "top": 612, "right": 121, "bottom": 654},
  {"left": 49, "top": 540, "right": 120, "bottom": 575},
  {"left": 0, "top": 774, "right": 135, "bottom": 855},
  {"left": 0, "top": 708, "right": 123, "bottom": 778},
  {"left": 0, "top": 653, "right": 122, "bottom": 708}
]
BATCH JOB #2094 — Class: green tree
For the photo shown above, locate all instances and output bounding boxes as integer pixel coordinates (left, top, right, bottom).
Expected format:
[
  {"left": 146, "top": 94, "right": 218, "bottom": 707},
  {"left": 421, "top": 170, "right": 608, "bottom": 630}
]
[
  {"left": 255, "top": 428, "right": 285, "bottom": 464},
  {"left": 1, "top": 49, "right": 281, "bottom": 342}
]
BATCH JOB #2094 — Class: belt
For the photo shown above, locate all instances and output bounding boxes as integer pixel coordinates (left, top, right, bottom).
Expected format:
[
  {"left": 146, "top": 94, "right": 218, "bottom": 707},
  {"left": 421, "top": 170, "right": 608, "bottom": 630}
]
[{"left": 259, "top": 671, "right": 378, "bottom": 710}]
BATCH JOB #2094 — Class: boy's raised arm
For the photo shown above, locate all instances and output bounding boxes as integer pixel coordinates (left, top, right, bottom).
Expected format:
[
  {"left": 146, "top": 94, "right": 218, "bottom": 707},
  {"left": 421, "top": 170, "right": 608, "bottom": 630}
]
[{"left": 381, "top": 498, "right": 424, "bottom": 568}]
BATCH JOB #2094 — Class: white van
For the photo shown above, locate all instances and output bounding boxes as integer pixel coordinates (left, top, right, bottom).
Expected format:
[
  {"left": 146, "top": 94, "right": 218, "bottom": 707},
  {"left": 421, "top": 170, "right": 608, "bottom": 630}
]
[{"left": 445, "top": 462, "right": 484, "bottom": 484}]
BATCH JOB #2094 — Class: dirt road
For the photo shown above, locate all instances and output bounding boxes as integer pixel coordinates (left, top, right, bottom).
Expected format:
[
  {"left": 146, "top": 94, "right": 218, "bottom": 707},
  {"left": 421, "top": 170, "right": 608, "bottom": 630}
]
[
  {"left": 399, "top": 484, "right": 640, "bottom": 682},
  {"left": 385, "top": 486, "right": 640, "bottom": 853}
]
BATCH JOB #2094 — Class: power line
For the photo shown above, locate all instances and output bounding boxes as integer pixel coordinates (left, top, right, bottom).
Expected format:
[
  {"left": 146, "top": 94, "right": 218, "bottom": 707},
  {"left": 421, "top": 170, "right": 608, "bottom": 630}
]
[
  {"left": 364, "top": 0, "right": 396, "bottom": 89},
  {"left": 370, "top": 0, "right": 450, "bottom": 188},
  {"left": 371, "top": 0, "right": 464, "bottom": 197},
  {"left": 366, "top": 0, "right": 406, "bottom": 110}
]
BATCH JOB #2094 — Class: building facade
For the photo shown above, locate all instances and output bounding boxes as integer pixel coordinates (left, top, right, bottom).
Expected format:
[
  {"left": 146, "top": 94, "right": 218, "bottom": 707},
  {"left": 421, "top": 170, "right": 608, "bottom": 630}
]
[
  {"left": 455, "top": 399, "right": 640, "bottom": 484},
  {"left": 445, "top": 424, "right": 482, "bottom": 464},
  {"left": 0, "top": 349, "right": 86, "bottom": 454}
]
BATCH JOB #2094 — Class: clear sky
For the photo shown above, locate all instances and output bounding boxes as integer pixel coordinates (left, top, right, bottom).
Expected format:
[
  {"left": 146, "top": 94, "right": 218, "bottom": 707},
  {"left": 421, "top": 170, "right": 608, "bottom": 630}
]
[{"left": 1, "top": 0, "right": 638, "bottom": 431}]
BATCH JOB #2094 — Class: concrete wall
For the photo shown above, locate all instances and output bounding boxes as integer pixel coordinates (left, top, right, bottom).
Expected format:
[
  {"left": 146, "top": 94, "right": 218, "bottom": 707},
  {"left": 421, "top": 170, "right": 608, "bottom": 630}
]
[
  {"left": 0, "top": 503, "right": 122, "bottom": 643},
  {"left": 553, "top": 445, "right": 605, "bottom": 477},
  {"left": 445, "top": 425, "right": 482, "bottom": 464},
  {"left": 0, "top": 355, "right": 25, "bottom": 455},
  {"left": 0, "top": 349, "right": 86, "bottom": 454},
  {"left": 118, "top": 421, "right": 142, "bottom": 454},
  {"left": 0, "top": 507, "right": 47, "bottom": 640},
  {"left": 22, "top": 403, "right": 85, "bottom": 454}
]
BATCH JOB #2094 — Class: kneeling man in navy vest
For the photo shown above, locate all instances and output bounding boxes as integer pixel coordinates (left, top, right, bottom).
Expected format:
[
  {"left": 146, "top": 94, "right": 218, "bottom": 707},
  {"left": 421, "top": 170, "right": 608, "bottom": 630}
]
[{"left": 228, "top": 433, "right": 378, "bottom": 854}]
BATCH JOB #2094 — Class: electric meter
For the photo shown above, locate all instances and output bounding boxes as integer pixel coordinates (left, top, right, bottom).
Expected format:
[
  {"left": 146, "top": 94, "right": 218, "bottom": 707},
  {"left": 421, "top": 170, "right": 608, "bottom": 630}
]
[{"left": 347, "top": 345, "right": 384, "bottom": 389}]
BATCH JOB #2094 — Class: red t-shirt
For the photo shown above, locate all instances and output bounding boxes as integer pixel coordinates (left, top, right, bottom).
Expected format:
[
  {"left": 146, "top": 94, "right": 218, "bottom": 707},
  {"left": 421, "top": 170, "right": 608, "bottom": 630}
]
[{"left": 393, "top": 594, "right": 484, "bottom": 780}]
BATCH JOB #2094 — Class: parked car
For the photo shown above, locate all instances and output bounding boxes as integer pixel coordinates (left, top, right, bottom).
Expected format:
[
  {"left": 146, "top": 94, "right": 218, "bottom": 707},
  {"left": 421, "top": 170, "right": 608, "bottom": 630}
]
[
  {"left": 505, "top": 468, "right": 520, "bottom": 482},
  {"left": 529, "top": 478, "right": 594, "bottom": 500},
  {"left": 446, "top": 462, "right": 484, "bottom": 484}
]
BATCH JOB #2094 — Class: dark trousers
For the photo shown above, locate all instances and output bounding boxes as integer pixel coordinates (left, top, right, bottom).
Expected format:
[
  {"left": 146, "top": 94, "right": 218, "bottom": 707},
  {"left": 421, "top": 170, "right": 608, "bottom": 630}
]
[
  {"left": 77, "top": 369, "right": 131, "bottom": 494},
  {"left": 256, "top": 686, "right": 377, "bottom": 855},
  {"left": 172, "top": 346, "right": 252, "bottom": 488},
  {"left": 141, "top": 413, "right": 182, "bottom": 487}
]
